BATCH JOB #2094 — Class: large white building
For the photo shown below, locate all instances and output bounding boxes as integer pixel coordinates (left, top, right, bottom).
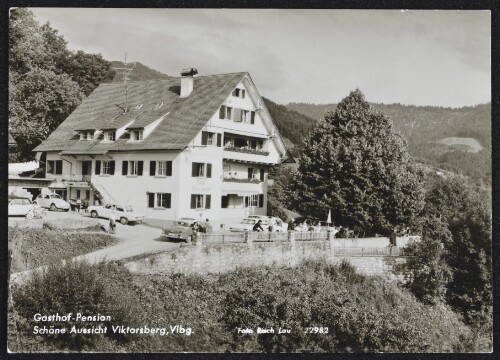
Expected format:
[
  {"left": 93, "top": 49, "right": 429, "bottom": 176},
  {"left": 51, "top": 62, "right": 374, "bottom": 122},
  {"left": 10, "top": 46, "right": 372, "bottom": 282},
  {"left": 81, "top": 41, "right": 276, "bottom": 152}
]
[{"left": 34, "top": 69, "right": 289, "bottom": 224}]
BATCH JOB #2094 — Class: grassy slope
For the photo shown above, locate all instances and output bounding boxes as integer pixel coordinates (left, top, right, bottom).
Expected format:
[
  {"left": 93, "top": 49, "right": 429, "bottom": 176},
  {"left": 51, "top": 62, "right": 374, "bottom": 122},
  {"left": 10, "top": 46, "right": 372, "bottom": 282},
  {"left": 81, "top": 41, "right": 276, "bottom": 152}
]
[{"left": 8, "top": 227, "right": 116, "bottom": 273}]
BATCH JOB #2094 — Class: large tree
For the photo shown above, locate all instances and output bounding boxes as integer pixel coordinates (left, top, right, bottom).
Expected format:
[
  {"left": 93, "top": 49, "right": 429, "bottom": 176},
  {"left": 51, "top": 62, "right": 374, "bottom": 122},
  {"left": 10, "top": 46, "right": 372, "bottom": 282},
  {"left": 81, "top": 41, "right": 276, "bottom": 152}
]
[
  {"left": 423, "top": 176, "right": 492, "bottom": 325},
  {"left": 9, "top": 8, "right": 114, "bottom": 160},
  {"left": 290, "top": 89, "right": 425, "bottom": 235}
]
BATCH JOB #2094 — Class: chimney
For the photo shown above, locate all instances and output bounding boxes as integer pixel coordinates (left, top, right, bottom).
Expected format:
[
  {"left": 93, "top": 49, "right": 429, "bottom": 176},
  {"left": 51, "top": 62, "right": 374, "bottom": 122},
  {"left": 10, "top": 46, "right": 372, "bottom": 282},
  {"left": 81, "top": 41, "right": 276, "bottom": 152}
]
[{"left": 180, "top": 68, "right": 198, "bottom": 98}]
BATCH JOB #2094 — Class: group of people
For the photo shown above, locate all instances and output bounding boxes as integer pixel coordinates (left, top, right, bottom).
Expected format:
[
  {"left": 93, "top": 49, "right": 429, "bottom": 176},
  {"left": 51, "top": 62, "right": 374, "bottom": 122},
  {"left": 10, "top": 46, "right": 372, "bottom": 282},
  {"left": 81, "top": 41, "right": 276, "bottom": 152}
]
[
  {"left": 191, "top": 219, "right": 213, "bottom": 234},
  {"left": 288, "top": 219, "right": 323, "bottom": 232}
]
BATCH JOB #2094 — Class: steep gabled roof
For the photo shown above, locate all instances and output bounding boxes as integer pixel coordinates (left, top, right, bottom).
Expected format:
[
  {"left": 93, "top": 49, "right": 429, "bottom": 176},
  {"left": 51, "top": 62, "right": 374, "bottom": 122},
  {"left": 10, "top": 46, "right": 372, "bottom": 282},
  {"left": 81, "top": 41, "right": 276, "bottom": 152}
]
[{"left": 34, "top": 72, "right": 248, "bottom": 152}]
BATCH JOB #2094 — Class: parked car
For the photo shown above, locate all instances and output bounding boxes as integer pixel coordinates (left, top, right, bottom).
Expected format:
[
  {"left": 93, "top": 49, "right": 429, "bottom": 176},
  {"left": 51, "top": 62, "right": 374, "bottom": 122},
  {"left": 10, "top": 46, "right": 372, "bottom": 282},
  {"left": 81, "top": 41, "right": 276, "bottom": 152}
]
[
  {"left": 8, "top": 195, "right": 35, "bottom": 219},
  {"left": 87, "top": 203, "right": 145, "bottom": 225},
  {"left": 245, "top": 215, "right": 288, "bottom": 232},
  {"left": 34, "top": 193, "right": 70, "bottom": 211},
  {"left": 162, "top": 220, "right": 196, "bottom": 242},
  {"left": 229, "top": 217, "right": 271, "bottom": 232}
]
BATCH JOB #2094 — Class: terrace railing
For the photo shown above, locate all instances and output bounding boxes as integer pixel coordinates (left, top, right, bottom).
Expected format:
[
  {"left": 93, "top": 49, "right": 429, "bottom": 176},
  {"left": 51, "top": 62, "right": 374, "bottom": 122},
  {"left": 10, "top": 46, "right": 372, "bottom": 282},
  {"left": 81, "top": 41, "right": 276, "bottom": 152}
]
[{"left": 197, "top": 231, "right": 409, "bottom": 257}]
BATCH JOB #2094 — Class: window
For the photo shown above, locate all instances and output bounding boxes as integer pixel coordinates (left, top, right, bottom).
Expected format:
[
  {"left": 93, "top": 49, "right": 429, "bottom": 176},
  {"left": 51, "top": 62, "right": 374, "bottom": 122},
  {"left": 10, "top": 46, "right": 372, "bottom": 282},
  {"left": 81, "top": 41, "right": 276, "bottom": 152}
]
[
  {"left": 122, "top": 161, "right": 143, "bottom": 176},
  {"left": 246, "top": 194, "right": 259, "bottom": 207},
  {"left": 150, "top": 161, "right": 172, "bottom": 176},
  {"left": 191, "top": 162, "right": 212, "bottom": 178},
  {"left": 248, "top": 168, "right": 257, "bottom": 179},
  {"left": 47, "top": 160, "right": 63, "bottom": 175},
  {"left": 245, "top": 194, "right": 264, "bottom": 208},
  {"left": 104, "top": 131, "right": 116, "bottom": 142},
  {"left": 232, "top": 88, "right": 246, "bottom": 98},
  {"left": 201, "top": 131, "right": 215, "bottom": 146},
  {"left": 94, "top": 160, "right": 115, "bottom": 175},
  {"left": 219, "top": 106, "right": 232, "bottom": 120},
  {"left": 190, "top": 194, "right": 211, "bottom": 209},
  {"left": 130, "top": 129, "right": 143, "bottom": 141},
  {"left": 102, "top": 161, "right": 111, "bottom": 175},
  {"left": 147, "top": 192, "right": 171, "bottom": 208},
  {"left": 80, "top": 131, "right": 94, "bottom": 141},
  {"left": 196, "top": 195, "right": 204, "bottom": 208}
]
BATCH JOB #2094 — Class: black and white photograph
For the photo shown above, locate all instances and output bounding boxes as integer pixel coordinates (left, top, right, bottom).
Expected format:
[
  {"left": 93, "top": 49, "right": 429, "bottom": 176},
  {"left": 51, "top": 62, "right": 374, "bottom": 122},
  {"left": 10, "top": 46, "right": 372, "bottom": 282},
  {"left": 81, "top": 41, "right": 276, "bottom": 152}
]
[{"left": 6, "top": 7, "right": 493, "bottom": 353}]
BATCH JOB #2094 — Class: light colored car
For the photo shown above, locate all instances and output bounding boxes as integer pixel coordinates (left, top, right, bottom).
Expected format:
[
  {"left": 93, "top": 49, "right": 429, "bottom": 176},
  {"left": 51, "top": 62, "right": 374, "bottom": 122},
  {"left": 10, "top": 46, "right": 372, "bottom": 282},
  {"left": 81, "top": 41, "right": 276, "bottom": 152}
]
[
  {"left": 34, "top": 193, "right": 70, "bottom": 211},
  {"left": 246, "top": 215, "right": 288, "bottom": 232},
  {"left": 162, "top": 220, "right": 196, "bottom": 243},
  {"left": 87, "top": 203, "right": 145, "bottom": 225},
  {"left": 8, "top": 196, "right": 35, "bottom": 219},
  {"left": 229, "top": 217, "right": 271, "bottom": 232}
]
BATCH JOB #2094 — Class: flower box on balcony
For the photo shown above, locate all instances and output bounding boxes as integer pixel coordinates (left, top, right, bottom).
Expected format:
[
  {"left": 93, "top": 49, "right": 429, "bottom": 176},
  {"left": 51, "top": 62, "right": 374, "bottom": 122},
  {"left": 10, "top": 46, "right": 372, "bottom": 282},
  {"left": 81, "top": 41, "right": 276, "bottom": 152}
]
[
  {"left": 223, "top": 146, "right": 269, "bottom": 156},
  {"left": 223, "top": 178, "right": 261, "bottom": 184}
]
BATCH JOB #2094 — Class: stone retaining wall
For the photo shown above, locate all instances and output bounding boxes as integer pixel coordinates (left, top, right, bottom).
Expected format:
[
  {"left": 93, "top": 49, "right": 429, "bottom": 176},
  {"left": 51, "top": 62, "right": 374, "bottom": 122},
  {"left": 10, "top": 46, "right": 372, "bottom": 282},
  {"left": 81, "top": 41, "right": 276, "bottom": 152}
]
[{"left": 125, "top": 240, "right": 411, "bottom": 282}]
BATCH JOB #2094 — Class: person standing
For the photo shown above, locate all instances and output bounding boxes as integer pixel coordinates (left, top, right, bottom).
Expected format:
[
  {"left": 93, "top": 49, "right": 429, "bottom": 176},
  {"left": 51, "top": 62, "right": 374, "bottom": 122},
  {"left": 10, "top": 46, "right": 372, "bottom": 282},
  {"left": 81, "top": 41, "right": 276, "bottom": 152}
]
[{"left": 109, "top": 210, "right": 116, "bottom": 234}]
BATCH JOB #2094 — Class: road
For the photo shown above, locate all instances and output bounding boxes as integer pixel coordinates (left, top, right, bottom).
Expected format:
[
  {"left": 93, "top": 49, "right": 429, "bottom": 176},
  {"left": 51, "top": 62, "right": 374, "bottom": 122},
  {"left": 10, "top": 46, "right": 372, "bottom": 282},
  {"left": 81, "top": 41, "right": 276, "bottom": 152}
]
[{"left": 10, "top": 214, "right": 184, "bottom": 285}]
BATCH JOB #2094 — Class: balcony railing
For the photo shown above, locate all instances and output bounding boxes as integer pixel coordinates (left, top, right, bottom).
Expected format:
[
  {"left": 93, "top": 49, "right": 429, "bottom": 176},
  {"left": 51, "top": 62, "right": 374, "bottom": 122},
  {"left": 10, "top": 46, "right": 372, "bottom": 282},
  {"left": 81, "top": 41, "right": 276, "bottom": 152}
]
[
  {"left": 61, "top": 175, "right": 91, "bottom": 182},
  {"left": 223, "top": 177, "right": 261, "bottom": 184},
  {"left": 224, "top": 146, "right": 269, "bottom": 156}
]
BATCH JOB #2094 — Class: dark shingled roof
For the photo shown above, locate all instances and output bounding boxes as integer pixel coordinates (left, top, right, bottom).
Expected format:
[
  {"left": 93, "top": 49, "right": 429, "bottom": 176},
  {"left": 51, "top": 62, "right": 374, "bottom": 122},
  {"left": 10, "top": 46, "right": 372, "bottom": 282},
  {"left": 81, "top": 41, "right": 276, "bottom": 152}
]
[{"left": 34, "top": 72, "right": 248, "bottom": 152}]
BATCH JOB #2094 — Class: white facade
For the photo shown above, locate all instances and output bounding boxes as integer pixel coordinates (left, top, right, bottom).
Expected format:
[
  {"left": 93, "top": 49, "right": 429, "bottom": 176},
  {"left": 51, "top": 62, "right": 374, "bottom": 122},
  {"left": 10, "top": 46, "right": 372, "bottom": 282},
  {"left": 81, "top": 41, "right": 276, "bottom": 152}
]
[{"left": 42, "top": 77, "right": 286, "bottom": 226}]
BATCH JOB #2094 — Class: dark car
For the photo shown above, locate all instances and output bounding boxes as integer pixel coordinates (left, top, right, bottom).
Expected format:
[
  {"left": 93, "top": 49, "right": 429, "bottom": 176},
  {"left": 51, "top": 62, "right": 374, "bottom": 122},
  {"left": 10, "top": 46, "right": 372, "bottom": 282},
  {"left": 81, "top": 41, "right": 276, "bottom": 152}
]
[{"left": 162, "top": 220, "right": 196, "bottom": 243}]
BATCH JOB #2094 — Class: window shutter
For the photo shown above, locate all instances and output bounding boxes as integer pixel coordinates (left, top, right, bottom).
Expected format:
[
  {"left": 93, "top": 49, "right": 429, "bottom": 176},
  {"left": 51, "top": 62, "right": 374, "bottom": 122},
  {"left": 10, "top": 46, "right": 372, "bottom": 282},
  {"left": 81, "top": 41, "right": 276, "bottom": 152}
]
[
  {"left": 259, "top": 194, "right": 264, "bottom": 208},
  {"left": 232, "top": 89, "right": 237, "bottom": 96},
  {"left": 201, "top": 131, "right": 208, "bottom": 145},
  {"left": 150, "top": 161, "right": 156, "bottom": 176},
  {"left": 245, "top": 196, "right": 249, "bottom": 208},
  {"left": 138, "top": 161, "right": 143, "bottom": 176},
  {"left": 251, "top": 111, "right": 255, "bottom": 124},
  {"left": 166, "top": 193, "right": 171, "bottom": 208},
  {"left": 148, "top": 193, "right": 155, "bottom": 208},
  {"left": 219, "top": 106, "right": 225, "bottom": 119},
  {"left": 205, "top": 195, "right": 211, "bottom": 209},
  {"left": 260, "top": 169, "right": 265, "bottom": 182},
  {"left": 217, "top": 133, "right": 222, "bottom": 147},
  {"left": 207, "top": 164, "right": 212, "bottom": 178},
  {"left": 166, "top": 161, "right": 172, "bottom": 176},
  {"left": 233, "top": 108, "right": 242, "bottom": 122},
  {"left": 56, "top": 161, "right": 63, "bottom": 174},
  {"left": 122, "top": 161, "right": 128, "bottom": 175},
  {"left": 95, "top": 160, "right": 101, "bottom": 175},
  {"left": 192, "top": 163, "right": 197, "bottom": 177},
  {"left": 242, "top": 89, "right": 246, "bottom": 98},
  {"left": 109, "top": 161, "right": 115, "bottom": 175},
  {"left": 248, "top": 168, "right": 253, "bottom": 179},
  {"left": 190, "top": 195, "right": 196, "bottom": 209}
]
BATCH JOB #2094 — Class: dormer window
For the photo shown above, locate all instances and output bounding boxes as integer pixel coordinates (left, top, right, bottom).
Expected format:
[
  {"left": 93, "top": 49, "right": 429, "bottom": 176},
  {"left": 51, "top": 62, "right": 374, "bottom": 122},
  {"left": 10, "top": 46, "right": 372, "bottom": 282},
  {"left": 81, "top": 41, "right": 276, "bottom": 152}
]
[
  {"left": 80, "top": 131, "right": 94, "bottom": 141},
  {"left": 104, "top": 131, "right": 116, "bottom": 142},
  {"left": 232, "top": 88, "right": 246, "bottom": 98},
  {"left": 130, "top": 129, "right": 144, "bottom": 141}
]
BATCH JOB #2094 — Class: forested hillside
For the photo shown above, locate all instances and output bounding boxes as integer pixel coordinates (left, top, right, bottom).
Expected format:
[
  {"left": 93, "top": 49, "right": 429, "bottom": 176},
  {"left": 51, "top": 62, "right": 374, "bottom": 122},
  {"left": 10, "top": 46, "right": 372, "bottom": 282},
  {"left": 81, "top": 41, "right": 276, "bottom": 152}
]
[
  {"left": 287, "top": 102, "right": 491, "bottom": 184},
  {"left": 261, "top": 98, "right": 317, "bottom": 157},
  {"left": 110, "top": 61, "right": 172, "bottom": 82}
]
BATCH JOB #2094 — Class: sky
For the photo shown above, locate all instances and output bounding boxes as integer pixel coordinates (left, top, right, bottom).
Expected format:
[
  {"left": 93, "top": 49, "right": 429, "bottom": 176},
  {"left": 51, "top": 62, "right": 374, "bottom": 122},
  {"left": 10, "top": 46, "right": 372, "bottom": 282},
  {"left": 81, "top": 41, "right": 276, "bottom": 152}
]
[{"left": 30, "top": 8, "right": 490, "bottom": 107}]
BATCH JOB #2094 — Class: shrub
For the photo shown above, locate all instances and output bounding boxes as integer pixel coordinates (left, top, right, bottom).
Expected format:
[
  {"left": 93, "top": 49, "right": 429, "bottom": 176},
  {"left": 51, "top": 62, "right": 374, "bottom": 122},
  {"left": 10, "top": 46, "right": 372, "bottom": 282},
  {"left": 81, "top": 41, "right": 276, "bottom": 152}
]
[{"left": 11, "top": 260, "right": 143, "bottom": 351}]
